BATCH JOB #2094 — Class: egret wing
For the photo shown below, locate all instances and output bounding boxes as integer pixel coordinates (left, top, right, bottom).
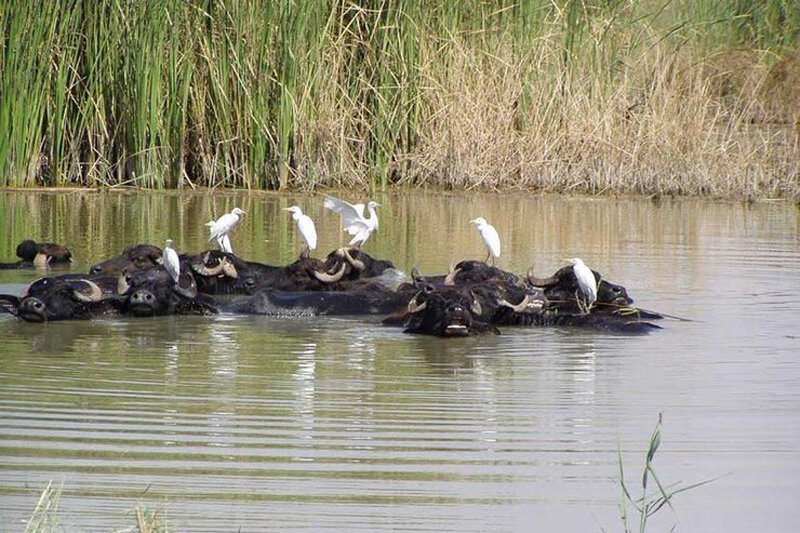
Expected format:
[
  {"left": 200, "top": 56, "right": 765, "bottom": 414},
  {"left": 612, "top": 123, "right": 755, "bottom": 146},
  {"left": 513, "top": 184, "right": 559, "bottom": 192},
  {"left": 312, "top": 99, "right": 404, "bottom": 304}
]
[{"left": 324, "top": 196, "right": 368, "bottom": 231}]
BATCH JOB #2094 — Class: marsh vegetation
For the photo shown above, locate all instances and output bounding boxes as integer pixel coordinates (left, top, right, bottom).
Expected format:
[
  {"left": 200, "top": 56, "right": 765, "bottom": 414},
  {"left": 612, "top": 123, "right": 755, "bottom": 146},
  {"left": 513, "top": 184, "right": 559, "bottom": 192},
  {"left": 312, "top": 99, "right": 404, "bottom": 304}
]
[{"left": 1, "top": 0, "right": 798, "bottom": 197}]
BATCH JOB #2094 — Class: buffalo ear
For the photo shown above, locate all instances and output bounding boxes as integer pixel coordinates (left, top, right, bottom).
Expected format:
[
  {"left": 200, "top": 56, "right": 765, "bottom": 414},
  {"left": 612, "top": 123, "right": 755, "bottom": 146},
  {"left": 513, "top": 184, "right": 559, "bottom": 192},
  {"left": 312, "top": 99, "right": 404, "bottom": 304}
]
[{"left": 0, "top": 294, "right": 20, "bottom": 316}]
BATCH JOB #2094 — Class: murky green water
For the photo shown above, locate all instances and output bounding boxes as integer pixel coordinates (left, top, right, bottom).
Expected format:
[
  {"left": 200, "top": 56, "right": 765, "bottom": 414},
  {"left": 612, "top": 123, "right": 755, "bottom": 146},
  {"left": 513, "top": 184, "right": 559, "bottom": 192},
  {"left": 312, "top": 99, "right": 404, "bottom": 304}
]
[{"left": 1, "top": 191, "right": 799, "bottom": 532}]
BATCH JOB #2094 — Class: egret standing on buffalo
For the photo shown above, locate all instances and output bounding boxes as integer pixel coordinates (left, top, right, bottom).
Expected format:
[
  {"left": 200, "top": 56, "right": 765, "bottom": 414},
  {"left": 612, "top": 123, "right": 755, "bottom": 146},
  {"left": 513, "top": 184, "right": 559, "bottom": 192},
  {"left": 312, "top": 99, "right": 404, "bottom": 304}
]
[
  {"left": 323, "top": 195, "right": 380, "bottom": 248},
  {"left": 570, "top": 257, "right": 598, "bottom": 312},
  {"left": 208, "top": 207, "right": 245, "bottom": 255},
  {"left": 161, "top": 239, "right": 181, "bottom": 284},
  {"left": 285, "top": 206, "right": 318, "bottom": 258},
  {"left": 470, "top": 217, "right": 501, "bottom": 266}
]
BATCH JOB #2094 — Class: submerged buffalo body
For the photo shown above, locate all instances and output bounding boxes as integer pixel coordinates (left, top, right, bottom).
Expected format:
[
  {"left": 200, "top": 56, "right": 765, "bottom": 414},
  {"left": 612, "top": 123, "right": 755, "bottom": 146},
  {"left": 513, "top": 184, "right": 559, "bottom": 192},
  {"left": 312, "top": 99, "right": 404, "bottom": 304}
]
[
  {"left": 0, "top": 240, "right": 73, "bottom": 269},
  {"left": 223, "top": 282, "right": 413, "bottom": 316}
]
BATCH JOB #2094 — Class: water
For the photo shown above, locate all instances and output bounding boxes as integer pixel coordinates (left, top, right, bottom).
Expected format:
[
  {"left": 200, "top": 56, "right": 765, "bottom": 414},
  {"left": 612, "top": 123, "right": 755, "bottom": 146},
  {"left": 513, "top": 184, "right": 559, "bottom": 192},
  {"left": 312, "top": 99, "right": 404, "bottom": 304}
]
[{"left": 1, "top": 191, "right": 799, "bottom": 532}]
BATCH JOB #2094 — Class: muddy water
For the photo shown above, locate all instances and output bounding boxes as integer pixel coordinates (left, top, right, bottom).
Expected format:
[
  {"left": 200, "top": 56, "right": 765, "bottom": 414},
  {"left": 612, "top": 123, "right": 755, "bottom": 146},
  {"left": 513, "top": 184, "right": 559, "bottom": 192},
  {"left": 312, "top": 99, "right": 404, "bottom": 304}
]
[{"left": 0, "top": 191, "right": 798, "bottom": 532}]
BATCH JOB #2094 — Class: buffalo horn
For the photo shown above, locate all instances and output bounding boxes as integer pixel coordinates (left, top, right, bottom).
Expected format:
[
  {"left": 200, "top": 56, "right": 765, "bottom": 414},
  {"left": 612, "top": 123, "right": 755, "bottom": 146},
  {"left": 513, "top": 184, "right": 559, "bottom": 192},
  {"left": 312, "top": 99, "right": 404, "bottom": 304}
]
[
  {"left": 117, "top": 271, "right": 130, "bottom": 294},
  {"left": 498, "top": 294, "right": 544, "bottom": 313},
  {"left": 312, "top": 262, "right": 347, "bottom": 283},
  {"left": 174, "top": 273, "right": 198, "bottom": 299},
  {"left": 191, "top": 258, "right": 226, "bottom": 277},
  {"left": 470, "top": 291, "right": 482, "bottom": 315},
  {"left": 220, "top": 257, "right": 238, "bottom": 279},
  {"left": 33, "top": 253, "right": 51, "bottom": 268},
  {"left": 444, "top": 263, "right": 460, "bottom": 286},
  {"left": 406, "top": 292, "right": 427, "bottom": 314},
  {"left": 526, "top": 266, "right": 559, "bottom": 287},
  {"left": 342, "top": 248, "right": 365, "bottom": 272},
  {"left": 71, "top": 280, "right": 104, "bottom": 303}
]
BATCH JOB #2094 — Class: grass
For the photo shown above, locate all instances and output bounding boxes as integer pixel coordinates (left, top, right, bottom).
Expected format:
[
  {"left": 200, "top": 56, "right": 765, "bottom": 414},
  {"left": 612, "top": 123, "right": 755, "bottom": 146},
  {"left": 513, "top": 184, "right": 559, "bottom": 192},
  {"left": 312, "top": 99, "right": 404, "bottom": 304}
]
[
  {"left": 21, "top": 482, "right": 169, "bottom": 533},
  {"left": 616, "top": 414, "right": 717, "bottom": 533},
  {"left": 0, "top": 1, "right": 799, "bottom": 197}
]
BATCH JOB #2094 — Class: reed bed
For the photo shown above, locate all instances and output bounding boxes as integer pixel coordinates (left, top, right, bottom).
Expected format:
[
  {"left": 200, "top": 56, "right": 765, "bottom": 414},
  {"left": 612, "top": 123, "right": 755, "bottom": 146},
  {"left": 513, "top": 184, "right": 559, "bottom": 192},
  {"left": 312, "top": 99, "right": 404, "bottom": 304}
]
[{"left": 1, "top": 0, "right": 798, "bottom": 197}]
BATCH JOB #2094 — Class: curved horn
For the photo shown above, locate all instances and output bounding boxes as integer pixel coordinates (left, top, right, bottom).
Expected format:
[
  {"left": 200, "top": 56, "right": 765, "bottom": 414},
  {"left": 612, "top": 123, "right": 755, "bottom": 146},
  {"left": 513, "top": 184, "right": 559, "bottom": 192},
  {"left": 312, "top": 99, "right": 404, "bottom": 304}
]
[
  {"left": 444, "top": 263, "right": 460, "bottom": 286},
  {"left": 526, "top": 266, "right": 559, "bottom": 287},
  {"left": 342, "top": 248, "right": 365, "bottom": 272},
  {"left": 406, "top": 292, "right": 427, "bottom": 314},
  {"left": 312, "top": 262, "right": 347, "bottom": 283},
  {"left": 19, "top": 280, "right": 36, "bottom": 299},
  {"left": 117, "top": 271, "right": 130, "bottom": 294},
  {"left": 174, "top": 273, "right": 198, "bottom": 299},
  {"left": 410, "top": 261, "right": 423, "bottom": 280},
  {"left": 190, "top": 258, "right": 226, "bottom": 277},
  {"left": 220, "top": 257, "right": 238, "bottom": 279},
  {"left": 470, "top": 291, "right": 482, "bottom": 316},
  {"left": 71, "top": 280, "right": 104, "bottom": 302},
  {"left": 33, "top": 253, "right": 51, "bottom": 268},
  {"left": 497, "top": 294, "right": 545, "bottom": 313}
]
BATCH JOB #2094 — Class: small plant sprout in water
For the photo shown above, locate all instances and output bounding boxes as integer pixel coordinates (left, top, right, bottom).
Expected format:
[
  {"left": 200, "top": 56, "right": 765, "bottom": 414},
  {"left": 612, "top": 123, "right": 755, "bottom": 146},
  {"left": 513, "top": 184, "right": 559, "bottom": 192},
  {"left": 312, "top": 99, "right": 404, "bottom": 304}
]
[{"left": 616, "top": 414, "right": 719, "bottom": 533}]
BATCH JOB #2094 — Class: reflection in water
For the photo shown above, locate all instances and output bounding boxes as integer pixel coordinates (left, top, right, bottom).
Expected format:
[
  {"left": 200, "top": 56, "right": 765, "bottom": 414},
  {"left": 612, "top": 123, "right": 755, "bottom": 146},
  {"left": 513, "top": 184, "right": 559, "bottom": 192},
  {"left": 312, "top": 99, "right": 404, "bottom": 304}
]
[{"left": 1, "top": 193, "right": 799, "bottom": 532}]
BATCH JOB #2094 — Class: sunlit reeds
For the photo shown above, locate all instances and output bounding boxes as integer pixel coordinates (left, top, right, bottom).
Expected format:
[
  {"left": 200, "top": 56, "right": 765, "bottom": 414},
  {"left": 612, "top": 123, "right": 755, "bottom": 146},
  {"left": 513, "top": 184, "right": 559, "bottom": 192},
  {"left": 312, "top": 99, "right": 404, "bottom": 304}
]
[{"left": 1, "top": 0, "right": 798, "bottom": 197}]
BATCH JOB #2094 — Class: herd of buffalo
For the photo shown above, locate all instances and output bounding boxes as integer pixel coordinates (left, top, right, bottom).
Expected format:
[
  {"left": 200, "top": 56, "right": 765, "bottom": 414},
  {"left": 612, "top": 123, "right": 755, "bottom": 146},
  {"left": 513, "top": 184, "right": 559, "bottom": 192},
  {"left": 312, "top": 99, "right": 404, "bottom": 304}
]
[{"left": 0, "top": 239, "right": 664, "bottom": 336}]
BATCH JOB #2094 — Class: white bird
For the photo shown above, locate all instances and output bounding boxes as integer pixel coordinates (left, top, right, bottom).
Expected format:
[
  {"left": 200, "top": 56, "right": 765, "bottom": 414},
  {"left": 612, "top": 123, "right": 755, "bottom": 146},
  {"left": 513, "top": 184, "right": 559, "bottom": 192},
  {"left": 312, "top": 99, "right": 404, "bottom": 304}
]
[
  {"left": 205, "top": 220, "right": 233, "bottom": 254},
  {"left": 285, "top": 206, "right": 318, "bottom": 257},
  {"left": 569, "top": 257, "right": 598, "bottom": 312},
  {"left": 470, "top": 217, "right": 501, "bottom": 265},
  {"left": 161, "top": 239, "right": 180, "bottom": 284},
  {"left": 323, "top": 195, "right": 380, "bottom": 247},
  {"left": 208, "top": 207, "right": 245, "bottom": 254}
]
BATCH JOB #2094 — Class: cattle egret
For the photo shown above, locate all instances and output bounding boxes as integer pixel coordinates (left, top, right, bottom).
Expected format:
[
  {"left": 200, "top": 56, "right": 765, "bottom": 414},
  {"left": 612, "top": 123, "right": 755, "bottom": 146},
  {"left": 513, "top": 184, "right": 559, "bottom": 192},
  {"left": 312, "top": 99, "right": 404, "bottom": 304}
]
[
  {"left": 161, "top": 239, "right": 180, "bottom": 284},
  {"left": 285, "top": 206, "right": 318, "bottom": 257},
  {"left": 569, "top": 257, "right": 597, "bottom": 312},
  {"left": 323, "top": 195, "right": 380, "bottom": 247},
  {"left": 208, "top": 207, "right": 245, "bottom": 254},
  {"left": 205, "top": 220, "right": 233, "bottom": 254},
  {"left": 470, "top": 217, "right": 501, "bottom": 265}
]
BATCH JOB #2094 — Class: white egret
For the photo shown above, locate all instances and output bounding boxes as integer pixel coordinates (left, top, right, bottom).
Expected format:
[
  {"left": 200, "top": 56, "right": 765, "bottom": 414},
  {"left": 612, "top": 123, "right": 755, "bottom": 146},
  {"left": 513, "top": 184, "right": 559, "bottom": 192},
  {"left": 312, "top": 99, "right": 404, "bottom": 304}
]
[
  {"left": 208, "top": 207, "right": 245, "bottom": 254},
  {"left": 205, "top": 220, "right": 233, "bottom": 254},
  {"left": 569, "top": 257, "right": 597, "bottom": 312},
  {"left": 323, "top": 195, "right": 380, "bottom": 247},
  {"left": 161, "top": 239, "right": 181, "bottom": 284},
  {"left": 470, "top": 217, "right": 501, "bottom": 265},
  {"left": 285, "top": 206, "right": 318, "bottom": 257}
]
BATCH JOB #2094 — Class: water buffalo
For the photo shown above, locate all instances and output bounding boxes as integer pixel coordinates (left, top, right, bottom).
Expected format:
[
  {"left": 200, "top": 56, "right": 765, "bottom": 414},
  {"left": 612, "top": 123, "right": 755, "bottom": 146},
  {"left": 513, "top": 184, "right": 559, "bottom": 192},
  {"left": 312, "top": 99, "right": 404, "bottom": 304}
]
[
  {"left": 0, "top": 240, "right": 72, "bottom": 269},
  {"left": 399, "top": 284, "right": 500, "bottom": 337},
  {"left": 184, "top": 247, "right": 396, "bottom": 295},
  {"left": 117, "top": 266, "right": 218, "bottom": 317},
  {"left": 89, "top": 244, "right": 162, "bottom": 276},
  {"left": 413, "top": 260, "right": 520, "bottom": 286},
  {"left": 0, "top": 274, "right": 120, "bottom": 322},
  {"left": 384, "top": 277, "right": 547, "bottom": 331},
  {"left": 525, "top": 264, "right": 657, "bottom": 316}
]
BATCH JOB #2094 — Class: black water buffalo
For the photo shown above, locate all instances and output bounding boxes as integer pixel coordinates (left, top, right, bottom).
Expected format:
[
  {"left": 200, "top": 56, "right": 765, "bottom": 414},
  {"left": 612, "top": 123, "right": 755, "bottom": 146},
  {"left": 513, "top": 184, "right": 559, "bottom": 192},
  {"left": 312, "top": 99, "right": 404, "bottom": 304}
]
[
  {"left": 525, "top": 264, "right": 658, "bottom": 316},
  {"left": 398, "top": 284, "right": 500, "bottom": 337},
  {"left": 0, "top": 240, "right": 73, "bottom": 269},
  {"left": 117, "top": 266, "right": 218, "bottom": 317},
  {"left": 412, "top": 260, "right": 519, "bottom": 287},
  {"left": 89, "top": 244, "right": 162, "bottom": 276},
  {"left": 184, "top": 247, "right": 396, "bottom": 295},
  {"left": 384, "top": 277, "right": 547, "bottom": 333},
  {"left": 0, "top": 274, "right": 120, "bottom": 322}
]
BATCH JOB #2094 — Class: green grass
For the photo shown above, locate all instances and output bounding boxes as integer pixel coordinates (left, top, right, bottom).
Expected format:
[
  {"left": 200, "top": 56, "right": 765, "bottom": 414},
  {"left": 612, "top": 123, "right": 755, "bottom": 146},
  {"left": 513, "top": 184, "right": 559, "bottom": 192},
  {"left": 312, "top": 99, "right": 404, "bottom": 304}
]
[
  {"left": 1, "top": 1, "right": 798, "bottom": 197},
  {"left": 617, "top": 414, "right": 718, "bottom": 533}
]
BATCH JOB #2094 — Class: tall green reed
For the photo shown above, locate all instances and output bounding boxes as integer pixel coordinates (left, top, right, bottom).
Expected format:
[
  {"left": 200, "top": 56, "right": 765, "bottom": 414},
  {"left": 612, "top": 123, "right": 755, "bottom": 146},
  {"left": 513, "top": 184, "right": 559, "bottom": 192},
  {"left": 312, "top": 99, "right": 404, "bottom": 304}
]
[{"left": 0, "top": 0, "right": 797, "bottom": 195}]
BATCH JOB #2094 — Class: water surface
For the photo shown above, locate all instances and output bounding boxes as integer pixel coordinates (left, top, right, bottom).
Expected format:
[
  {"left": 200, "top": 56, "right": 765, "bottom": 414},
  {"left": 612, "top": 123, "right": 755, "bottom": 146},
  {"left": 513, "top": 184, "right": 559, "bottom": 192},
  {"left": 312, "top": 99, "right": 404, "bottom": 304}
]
[{"left": 1, "top": 191, "right": 799, "bottom": 532}]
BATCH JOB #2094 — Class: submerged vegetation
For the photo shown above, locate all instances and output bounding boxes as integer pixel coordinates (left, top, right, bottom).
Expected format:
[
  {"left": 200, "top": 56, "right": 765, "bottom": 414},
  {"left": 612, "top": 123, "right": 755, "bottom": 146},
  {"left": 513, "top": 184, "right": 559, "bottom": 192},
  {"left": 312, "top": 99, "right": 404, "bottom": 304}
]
[{"left": 1, "top": 0, "right": 798, "bottom": 197}]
